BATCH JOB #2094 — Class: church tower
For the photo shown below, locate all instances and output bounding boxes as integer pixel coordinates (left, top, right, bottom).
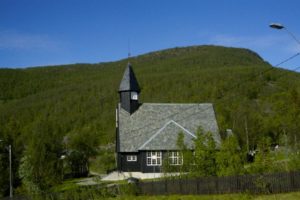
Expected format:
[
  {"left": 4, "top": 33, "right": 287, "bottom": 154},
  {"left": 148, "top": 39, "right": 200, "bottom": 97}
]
[{"left": 118, "top": 63, "right": 141, "bottom": 114}]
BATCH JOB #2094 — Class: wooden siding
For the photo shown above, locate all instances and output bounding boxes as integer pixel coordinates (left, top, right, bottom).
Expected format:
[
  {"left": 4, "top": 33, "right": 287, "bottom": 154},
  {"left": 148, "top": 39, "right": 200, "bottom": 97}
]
[
  {"left": 118, "top": 151, "right": 182, "bottom": 173},
  {"left": 118, "top": 152, "right": 141, "bottom": 172}
]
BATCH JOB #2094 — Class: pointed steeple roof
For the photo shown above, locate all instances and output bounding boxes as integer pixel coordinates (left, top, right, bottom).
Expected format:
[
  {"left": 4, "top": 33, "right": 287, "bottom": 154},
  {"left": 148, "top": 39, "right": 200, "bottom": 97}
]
[{"left": 119, "top": 63, "right": 141, "bottom": 93}]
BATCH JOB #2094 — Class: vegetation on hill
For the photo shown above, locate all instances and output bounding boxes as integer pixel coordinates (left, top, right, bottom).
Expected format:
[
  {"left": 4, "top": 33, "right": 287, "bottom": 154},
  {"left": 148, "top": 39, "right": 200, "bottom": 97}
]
[{"left": 0, "top": 45, "right": 300, "bottom": 196}]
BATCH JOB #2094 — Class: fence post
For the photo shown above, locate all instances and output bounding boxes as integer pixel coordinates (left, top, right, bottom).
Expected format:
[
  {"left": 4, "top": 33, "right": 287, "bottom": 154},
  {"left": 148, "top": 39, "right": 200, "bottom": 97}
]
[
  {"left": 151, "top": 179, "right": 154, "bottom": 194},
  {"left": 197, "top": 178, "right": 199, "bottom": 194},
  {"left": 290, "top": 171, "right": 295, "bottom": 192},
  {"left": 179, "top": 177, "right": 182, "bottom": 194},
  {"left": 215, "top": 176, "right": 218, "bottom": 194},
  {"left": 184, "top": 176, "right": 188, "bottom": 194},
  {"left": 165, "top": 178, "right": 167, "bottom": 194}
]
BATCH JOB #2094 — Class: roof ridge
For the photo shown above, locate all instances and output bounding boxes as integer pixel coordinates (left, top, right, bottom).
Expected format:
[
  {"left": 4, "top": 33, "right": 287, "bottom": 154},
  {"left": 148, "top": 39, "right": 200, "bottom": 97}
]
[
  {"left": 138, "top": 120, "right": 196, "bottom": 150},
  {"left": 171, "top": 120, "right": 197, "bottom": 138},
  {"left": 138, "top": 120, "right": 173, "bottom": 150}
]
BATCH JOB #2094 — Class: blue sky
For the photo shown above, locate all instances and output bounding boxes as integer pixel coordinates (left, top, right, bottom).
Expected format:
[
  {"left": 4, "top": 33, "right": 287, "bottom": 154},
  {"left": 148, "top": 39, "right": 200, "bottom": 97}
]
[{"left": 1, "top": 0, "right": 300, "bottom": 70}]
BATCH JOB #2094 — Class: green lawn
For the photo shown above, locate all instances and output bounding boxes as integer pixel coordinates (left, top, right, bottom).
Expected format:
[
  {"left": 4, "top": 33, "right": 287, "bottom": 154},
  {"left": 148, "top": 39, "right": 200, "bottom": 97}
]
[
  {"left": 51, "top": 178, "right": 82, "bottom": 192},
  {"left": 105, "top": 192, "right": 300, "bottom": 200}
]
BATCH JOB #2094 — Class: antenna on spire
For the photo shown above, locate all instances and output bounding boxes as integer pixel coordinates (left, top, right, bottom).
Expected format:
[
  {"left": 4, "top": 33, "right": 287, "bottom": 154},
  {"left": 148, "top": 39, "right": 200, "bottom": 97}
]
[{"left": 127, "top": 38, "right": 131, "bottom": 60}]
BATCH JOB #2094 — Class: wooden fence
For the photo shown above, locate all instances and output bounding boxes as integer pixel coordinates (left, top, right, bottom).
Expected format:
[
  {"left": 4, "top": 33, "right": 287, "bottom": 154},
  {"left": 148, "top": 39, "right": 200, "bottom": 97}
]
[{"left": 137, "top": 171, "right": 300, "bottom": 195}]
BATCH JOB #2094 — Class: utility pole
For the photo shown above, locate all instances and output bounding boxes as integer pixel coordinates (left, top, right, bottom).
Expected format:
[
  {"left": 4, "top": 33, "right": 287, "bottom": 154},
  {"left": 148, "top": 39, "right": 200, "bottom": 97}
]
[
  {"left": 0, "top": 140, "right": 13, "bottom": 198},
  {"left": 245, "top": 117, "right": 249, "bottom": 152},
  {"left": 9, "top": 145, "right": 12, "bottom": 199},
  {"left": 283, "top": 128, "right": 288, "bottom": 171}
]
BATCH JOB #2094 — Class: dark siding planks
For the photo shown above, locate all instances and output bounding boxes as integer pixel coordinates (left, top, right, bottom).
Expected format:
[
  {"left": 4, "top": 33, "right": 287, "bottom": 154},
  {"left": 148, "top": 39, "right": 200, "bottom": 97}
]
[{"left": 119, "top": 152, "right": 141, "bottom": 171}]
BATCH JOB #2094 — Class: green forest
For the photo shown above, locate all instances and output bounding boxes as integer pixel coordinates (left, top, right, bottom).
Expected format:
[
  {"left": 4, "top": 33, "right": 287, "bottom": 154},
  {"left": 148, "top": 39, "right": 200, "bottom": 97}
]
[{"left": 0, "top": 45, "right": 300, "bottom": 196}]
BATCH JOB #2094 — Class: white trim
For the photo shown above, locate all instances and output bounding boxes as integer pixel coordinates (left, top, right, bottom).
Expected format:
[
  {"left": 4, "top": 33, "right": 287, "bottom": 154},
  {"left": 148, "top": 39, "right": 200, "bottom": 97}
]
[
  {"left": 169, "top": 151, "right": 183, "bottom": 165},
  {"left": 131, "top": 92, "right": 138, "bottom": 100},
  {"left": 146, "top": 151, "right": 162, "bottom": 166},
  {"left": 171, "top": 120, "right": 197, "bottom": 138},
  {"left": 127, "top": 155, "right": 137, "bottom": 162},
  {"left": 115, "top": 108, "right": 118, "bottom": 128},
  {"left": 139, "top": 121, "right": 172, "bottom": 150},
  {"left": 138, "top": 120, "right": 196, "bottom": 150}
]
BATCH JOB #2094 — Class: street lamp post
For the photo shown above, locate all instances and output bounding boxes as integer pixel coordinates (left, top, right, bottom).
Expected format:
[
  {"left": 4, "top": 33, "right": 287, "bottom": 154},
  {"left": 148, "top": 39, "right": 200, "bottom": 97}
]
[
  {"left": 9, "top": 145, "right": 12, "bottom": 199},
  {"left": 269, "top": 23, "right": 300, "bottom": 168},
  {"left": 270, "top": 23, "right": 300, "bottom": 46},
  {"left": 0, "top": 140, "right": 13, "bottom": 198},
  {"left": 60, "top": 155, "right": 66, "bottom": 180}
]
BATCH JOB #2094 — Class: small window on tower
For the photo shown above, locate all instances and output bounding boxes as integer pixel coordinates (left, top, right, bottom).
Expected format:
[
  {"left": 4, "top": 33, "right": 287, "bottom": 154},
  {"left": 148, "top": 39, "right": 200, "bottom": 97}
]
[{"left": 131, "top": 92, "right": 138, "bottom": 100}]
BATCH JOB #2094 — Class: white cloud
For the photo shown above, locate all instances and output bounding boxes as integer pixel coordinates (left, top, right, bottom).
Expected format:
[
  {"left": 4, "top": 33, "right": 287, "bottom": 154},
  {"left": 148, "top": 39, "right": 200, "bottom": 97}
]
[{"left": 0, "top": 30, "right": 61, "bottom": 51}]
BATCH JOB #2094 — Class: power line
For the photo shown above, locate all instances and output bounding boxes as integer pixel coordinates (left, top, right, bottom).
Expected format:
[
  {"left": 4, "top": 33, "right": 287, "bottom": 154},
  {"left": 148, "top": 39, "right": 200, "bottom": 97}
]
[
  {"left": 186, "top": 54, "right": 300, "bottom": 114},
  {"left": 123, "top": 53, "right": 300, "bottom": 137},
  {"left": 284, "top": 27, "right": 300, "bottom": 47},
  {"left": 275, "top": 65, "right": 300, "bottom": 80},
  {"left": 275, "top": 52, "right": 300, "bottom": 67}
]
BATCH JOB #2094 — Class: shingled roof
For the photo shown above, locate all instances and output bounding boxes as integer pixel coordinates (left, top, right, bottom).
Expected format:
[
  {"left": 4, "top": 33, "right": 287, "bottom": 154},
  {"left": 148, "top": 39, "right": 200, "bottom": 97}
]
[
  {"left": 119, "top": 63, "right": 141, "bottom": 92},
  {"left": 118, "top": 103, "right": 220, "bottom": 152}
]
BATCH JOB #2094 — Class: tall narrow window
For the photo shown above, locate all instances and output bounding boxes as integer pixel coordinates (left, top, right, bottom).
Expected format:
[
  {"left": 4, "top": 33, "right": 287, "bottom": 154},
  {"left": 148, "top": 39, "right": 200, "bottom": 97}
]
[
  {"left": 169, "top": 151, "right": 183, "bottom": 165},
  {"left": 146, "top": 151, "right": 162, "bottom": 166},
  {"left": 115, "top": 108, "right": 118, "bottom": 128}
]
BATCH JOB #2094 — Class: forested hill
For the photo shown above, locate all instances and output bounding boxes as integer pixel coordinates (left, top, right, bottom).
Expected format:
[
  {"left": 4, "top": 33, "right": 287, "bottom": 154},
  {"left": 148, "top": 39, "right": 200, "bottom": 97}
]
[{"left": 1, "top": 45, "right": 300, "bottom": 159}]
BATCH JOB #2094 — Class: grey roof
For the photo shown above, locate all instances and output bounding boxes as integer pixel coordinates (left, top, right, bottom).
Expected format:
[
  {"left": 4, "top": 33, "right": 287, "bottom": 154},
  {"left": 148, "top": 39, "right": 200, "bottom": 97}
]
[
  {"left": 118, "top": 103, "right": 220, "bottom": 152},
  {"left": 119, "top": 63, "right": 141, "bottom": 92}
]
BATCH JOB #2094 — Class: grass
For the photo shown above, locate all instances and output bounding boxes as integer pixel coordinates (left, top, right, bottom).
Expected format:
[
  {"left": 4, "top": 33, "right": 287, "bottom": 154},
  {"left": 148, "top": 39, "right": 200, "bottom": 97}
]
[
  {"left": 51, "top": 178, "right": 85, "bottom": 192},
  {"left": 103, "top": 192, "right": 300, "bottom": 200}
]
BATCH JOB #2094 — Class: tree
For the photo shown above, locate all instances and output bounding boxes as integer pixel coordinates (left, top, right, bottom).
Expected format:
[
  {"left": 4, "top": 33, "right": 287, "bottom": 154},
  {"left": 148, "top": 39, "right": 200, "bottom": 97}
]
[
  {"left": 18, "top": 118, "right": 63, "bottom": 193},
  {"left": 248, "top": 136, "right": 273, "bottom": 174},
  {"left": 288, "top": 151, "right": 300, "bottom": 171},
  {"left": 66, "top": 126, "right": 100, "bottom": 177},
  {"left": 191, "top": 128, "right": 217, "bottom": 177},
  {"left": 175, "top": 132, "right": 193, "bottom": 174},
  {"left": 216, "top": 134, "right": 244, "bottom": 176},
  {"left": 176, "top": 132, "right": 185, "bottom": 151},
  {"left": 0, "top": 141, "right": 9, "bottom": 197}
]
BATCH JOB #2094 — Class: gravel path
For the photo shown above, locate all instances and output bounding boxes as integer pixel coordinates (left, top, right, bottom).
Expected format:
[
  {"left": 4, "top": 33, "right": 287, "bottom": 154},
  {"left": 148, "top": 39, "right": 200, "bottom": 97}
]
[{"left": 102, "top": 171, "right": 180, "bottom": 181}]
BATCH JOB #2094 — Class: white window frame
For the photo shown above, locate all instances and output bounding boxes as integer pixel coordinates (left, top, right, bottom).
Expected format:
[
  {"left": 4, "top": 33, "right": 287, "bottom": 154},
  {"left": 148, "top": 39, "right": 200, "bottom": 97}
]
[
  {"left": 127, "top": 155, "right": 137, "bottom": 162},
  {"left": 169, "top": 151, "right": 183, "bottom": 165},
  {"left": 115, "top": 108, "right": 118, "bottom": 128},
  {"left": 146, "top": 151, "right": 162, "bottom": 166},
  {"left": 131, "top": 92, "right": 138, "bottom": 100}
]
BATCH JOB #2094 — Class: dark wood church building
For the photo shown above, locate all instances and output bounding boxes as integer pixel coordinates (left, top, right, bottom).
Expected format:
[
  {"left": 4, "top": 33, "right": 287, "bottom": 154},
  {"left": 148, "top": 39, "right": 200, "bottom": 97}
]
[{"left": 116, "top": 64, "right": 220, "bottom": 173}]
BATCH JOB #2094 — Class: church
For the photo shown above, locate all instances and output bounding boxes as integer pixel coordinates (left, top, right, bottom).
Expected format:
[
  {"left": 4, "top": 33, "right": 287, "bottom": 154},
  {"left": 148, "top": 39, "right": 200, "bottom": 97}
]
[{"left": 115, "top": 63, "right": 221, "bottom": 173}]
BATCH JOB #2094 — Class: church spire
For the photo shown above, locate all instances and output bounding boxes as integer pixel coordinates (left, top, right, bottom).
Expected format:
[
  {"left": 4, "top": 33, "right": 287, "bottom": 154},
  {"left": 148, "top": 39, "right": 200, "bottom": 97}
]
[
  {"left": 119, "top": 63, "right": 140, "bottom": 93},
  {"left": 118, "top": 63, "right": 141, "bottom": 114}
]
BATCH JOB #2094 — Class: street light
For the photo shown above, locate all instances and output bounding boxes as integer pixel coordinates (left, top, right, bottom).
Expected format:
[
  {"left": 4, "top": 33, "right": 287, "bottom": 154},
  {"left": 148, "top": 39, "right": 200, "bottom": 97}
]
[
  {"left": 269, "top": 23, "right": 300, "bottom": 168},
  {"left": 0, "top": 139, "right": 13, "bottom": 198},
  {"left": 270, "top": 22, "right": 300, "bottom": 46},
  {"left": 60, "top": 154, "right": 66, "bottom": 180},
  {"left": 270, "top": 23, "right": 284, "bottom": 30}
]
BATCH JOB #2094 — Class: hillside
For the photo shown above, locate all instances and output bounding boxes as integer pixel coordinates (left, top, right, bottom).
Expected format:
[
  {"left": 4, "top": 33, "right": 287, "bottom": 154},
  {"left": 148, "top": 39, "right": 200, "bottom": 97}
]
[
  {"left": 0, "top": 45, "right": 300, "bottom": 194},
  {"left": 1, "top": 45, "right": 300, "bottom": 144}
]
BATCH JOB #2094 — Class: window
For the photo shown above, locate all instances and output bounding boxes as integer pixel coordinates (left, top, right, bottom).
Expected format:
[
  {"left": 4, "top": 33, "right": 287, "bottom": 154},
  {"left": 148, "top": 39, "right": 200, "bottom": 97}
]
[
  {"left": 131, "top": 92, "right": 138, "bottom": 100},
  {"left": 146, "top": 151, "right": 162, "bottom": 166},
  {"left": 115, "top": 108, "right": 118, "bottom": 128},
  {"left": 127, "top": 155, "right": 137, "bottom": 162},
  {"left": 169, "top": 151, "right": 183, "bottom": 165}
]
